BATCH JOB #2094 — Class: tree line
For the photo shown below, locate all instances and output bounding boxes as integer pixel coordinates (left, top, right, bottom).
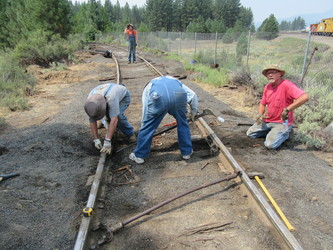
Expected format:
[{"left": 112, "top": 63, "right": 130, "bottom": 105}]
[
  {"left": 0, "top": 0, "right": 255, "bottom": 49},
  {"left": 279, "top": 17, "right": 306, "bottom": 31},
  {"left": 1, "top": 0, "right": 307, "bottom": 50}
]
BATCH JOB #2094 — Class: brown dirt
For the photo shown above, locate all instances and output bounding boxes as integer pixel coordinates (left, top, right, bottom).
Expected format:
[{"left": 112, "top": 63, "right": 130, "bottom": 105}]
[{"left": 1, "top": 45, "right": 333, "bottom": 250}]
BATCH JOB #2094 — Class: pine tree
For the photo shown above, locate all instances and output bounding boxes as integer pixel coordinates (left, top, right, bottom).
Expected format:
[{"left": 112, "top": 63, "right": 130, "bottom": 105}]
[
  {"left": 257, "top": 14, "right": 279, "bottom": 40},
  {"left": 239, "top": 6, "right": 253, "bottom": 28},
  {"left": 172, "top": 0, "right": 182, "bottom": 31},
  {"left": 214, "top": 0, "right": 241, "bottom": 28},
  {"left": 2, "top": 0, "right": 71, "bottom": 49}
]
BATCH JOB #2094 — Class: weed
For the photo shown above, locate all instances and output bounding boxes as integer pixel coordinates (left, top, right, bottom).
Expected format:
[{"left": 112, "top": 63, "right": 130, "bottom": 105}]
[{"left": 0, "top": 52, "right": 35, "bottom": 110}]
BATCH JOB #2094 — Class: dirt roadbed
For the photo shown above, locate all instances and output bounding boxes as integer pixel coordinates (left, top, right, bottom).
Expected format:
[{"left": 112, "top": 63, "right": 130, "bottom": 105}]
[{"left": 0, "top": 46, "right": 332, "bottom": 249}]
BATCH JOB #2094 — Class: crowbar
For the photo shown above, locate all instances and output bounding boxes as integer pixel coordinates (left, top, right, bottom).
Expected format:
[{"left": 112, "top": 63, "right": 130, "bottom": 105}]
[
  {"left": 115, "top": 108, "right": 216, "bottom": 154},
  {"left": 95, "top": 171, "right": 241, "bottom": 245}
]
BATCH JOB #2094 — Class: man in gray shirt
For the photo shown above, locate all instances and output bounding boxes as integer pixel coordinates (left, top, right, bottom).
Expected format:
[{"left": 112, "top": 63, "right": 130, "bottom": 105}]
[{"left": 84, "top": 83, "right": 136, "bottom": 154}]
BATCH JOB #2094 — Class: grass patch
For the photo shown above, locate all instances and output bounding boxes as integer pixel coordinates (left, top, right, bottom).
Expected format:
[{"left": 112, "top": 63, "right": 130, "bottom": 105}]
[
  {"left": 186, "top": 63, "right": 229, "bottom": 87},
  {"left": 0, "top": 52, "right": 35, "bottom": 111},
  {"left": 158, "top": 33, "right": 333, "bottom": 149},
  {"left": 162, "top": 52, "right": 230, "bottom": 87}
]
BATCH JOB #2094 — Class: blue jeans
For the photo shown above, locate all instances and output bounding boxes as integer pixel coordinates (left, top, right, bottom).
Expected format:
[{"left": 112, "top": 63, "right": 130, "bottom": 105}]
[
  {"left": 128, "top": 39, "right": 136, "bottom": 62},
  {"left": 134, "top": 79, "right": 192, "bottom": 158},
  {"left": 246, "top": 122, "right": 292, "bottom": 149},
  {"left": 115, "top": 91, "right": 134, "bottom": 136}
]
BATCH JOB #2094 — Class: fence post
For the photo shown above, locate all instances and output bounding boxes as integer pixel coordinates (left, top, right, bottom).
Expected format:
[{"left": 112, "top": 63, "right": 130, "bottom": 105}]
[
  {"left": 214, "top": 32, "right": 218, "bottom": 64},
  {"left": 167, "top": 32, "right": 170, "bottom": 52},
  {"left": 301, "top": 31, "right": 312, "bottom": 82},
  {"left": 158, "top": 32, "right": 160, "bottom": 50},
  {"left": 194, "top": 32, "right": 197, "bottom": 55},
  {"left": 246, "top": 29, "right": 251, "bottom": 72},
  {"left": 179, "top": 32, "right": 182, "bottom": 55}
]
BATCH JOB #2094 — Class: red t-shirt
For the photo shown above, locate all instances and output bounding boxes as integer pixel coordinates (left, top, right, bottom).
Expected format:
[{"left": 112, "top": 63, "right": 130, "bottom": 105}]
[{"left": 261, "top": 79, "right": 305, "bottom": 125}]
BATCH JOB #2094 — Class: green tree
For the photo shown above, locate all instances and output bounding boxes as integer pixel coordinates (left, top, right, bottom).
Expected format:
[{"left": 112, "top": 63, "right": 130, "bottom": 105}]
[
  {"left": 172, "top": 0, "right": 182, "bottom": 31},
  {"left": 280, "top": 20, "right": 290, "bottom": 31},
  {"left": 138, "top": 22, "right": 149, "bottom": 32},
  {"left": 222, "top": 28, "right": 234, "bottom": 43},
  {"left": 186, "top": 16, "right": 207, "bottom": 33},
  {"left": 236, "top": 32, "right": 247, "bottom": 64},
  {"left": 257, "top": 14, "right": 279, "bottom": 40},
  {"left": 0, "top": 0, "right": 10, "bottom": 48},
  {"left": 205, "top": 18, "right": 226, "bottom": 33},
  {"left": 146, "top": 0, "right": 173, "bottom": 31},
  {"left": 2, "top": 0, "right": 71, "bottom": 49},
  {"left": 198, "top": 0, "right": 213, "bottom": 21},
  {"left": 232, "top": 19, "right": 246, "bottom": 40},
  {"left": 238, "top": 6, "right": 253, "bottom": 28},
  {"left": 104, "top": 0, "right": 114, "bottom": 22},
  {"left": 214, "top": 0, "right": 241, "bottom": 28},
  {"left": 113, "top": 0, "right": 121, "bottom": 22},
  {"left": 122, "top": 3, "right": 131, "bottom": 24}
]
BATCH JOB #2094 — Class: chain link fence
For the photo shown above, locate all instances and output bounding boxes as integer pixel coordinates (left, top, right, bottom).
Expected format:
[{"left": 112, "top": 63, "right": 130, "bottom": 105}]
[{"left": 101, "top": 31, "right": 332, "bottom": 88}]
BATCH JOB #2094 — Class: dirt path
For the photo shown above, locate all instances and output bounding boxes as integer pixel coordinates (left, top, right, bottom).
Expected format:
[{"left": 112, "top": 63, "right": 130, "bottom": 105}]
[{"left": 0, "top": 45, "right": 333, "bottom": 250}]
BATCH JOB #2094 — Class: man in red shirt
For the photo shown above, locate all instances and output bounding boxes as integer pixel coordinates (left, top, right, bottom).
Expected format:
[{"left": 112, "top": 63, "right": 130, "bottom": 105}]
[
  {"left": 246, "top": 64, "right": 309, "bottom": 149},
  {"left": 124, "top": 24, "right": 137, "bottom": 64}
]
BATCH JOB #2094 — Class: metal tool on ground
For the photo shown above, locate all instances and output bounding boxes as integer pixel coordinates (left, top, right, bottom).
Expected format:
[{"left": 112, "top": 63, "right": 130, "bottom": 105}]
[
  {"left": 248, "top": 172, "right": 295, "bottom": 232},
  {"left": 0, "top": 173, "right": 20, "bottom": 182},
  {"left": 115, "top": 108, "right": 216, "bottom": 154},
  {"left": 89, "top": 49, "right": 112, "bottom": 58},
  {"left": 93, "top": 171, "right": 241, "bottom": 245}
]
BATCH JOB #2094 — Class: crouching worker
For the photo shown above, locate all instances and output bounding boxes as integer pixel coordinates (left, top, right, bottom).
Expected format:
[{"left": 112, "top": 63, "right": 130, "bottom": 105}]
[
  {"left": 246, "top": 65, "right": 309, "bottom": 149},
  {"left": 84, "top": 83, "right": 136, "bottom": 154},
  {"left": 129, "top": 76, "right": 199, "bottom": 164}
]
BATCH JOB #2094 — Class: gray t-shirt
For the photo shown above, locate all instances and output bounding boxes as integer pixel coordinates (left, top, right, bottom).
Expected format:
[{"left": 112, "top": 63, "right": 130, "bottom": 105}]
[{"left": 88, "top": 83, "right": 128, "bottom": 119}]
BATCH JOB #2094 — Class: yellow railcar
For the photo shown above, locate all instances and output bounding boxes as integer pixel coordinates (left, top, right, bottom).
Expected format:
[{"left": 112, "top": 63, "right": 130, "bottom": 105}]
[{"left": 315, "top": 17, "right": 333, "bottom": 36}]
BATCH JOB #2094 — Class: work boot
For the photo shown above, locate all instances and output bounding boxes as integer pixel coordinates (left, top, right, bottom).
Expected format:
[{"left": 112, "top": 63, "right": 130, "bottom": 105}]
[
  {"left": 128, "top": 133, "right": 136, "bottom": 143},
  {"left": 129, "top": 153, "right": 144, "bottom": 164},
  {"left": 182, "top": 150, "right": 193, "bottom": 160}
]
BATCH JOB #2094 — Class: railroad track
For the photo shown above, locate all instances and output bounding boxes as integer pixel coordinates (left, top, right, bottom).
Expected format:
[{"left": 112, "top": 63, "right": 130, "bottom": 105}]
[{"left": 74, "top": 45, "right": 303, "bottom": 250}]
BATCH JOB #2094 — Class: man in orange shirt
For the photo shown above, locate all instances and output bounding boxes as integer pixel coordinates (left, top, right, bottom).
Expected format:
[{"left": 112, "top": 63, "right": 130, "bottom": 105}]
[{"left": 124, "top": 24, "right": 137, "bottom": 64}]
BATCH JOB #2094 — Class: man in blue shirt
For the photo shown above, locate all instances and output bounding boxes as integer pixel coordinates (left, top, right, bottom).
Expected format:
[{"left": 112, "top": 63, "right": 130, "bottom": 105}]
[{"left": 129, "top": 76, "right": 199, "bottom": 164}]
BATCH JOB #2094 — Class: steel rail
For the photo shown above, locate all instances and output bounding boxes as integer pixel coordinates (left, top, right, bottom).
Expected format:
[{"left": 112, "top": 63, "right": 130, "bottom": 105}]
[
  {"left": 74, "top": 153, "right": 107, "bottom": 250},
  {"left": 195, "top": 117, "right": 303, "bottom": 250},
  {"left": 112, "top": 45, "right": 303, "bottom": 248},
  {"left": 74, "top": 49, "right": 122, "bottom": 250},
  {"left": 113, "top": 45, "right": 164, "bottom": 76},
  {"left": 74, "top": 45, "right": 303, "bottom": 249},
  {"left": 135, "top": 53, "right": 164, "bottom": 76}
]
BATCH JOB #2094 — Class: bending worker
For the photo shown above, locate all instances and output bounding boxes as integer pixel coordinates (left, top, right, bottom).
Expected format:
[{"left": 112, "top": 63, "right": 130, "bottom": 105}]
[
  {"left": 124, "top": 24, "right": 137, "bottom": 64},
  {"left": 84, "top": 83, "right": 136, "bottom": 154},
  {"left": 246, "top": 64, "right": 309, "bottom": 149},
  {"left": 129, "top": 76, "right": 198, "bottom": 164}
]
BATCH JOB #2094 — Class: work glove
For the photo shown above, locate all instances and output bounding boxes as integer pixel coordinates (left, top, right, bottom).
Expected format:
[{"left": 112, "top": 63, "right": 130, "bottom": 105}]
[
  {"left": 281, "top": 108, "right": 289, "bottom": 121},
  {"left": 93, "top": 139, "right": 102, "bottom": 150},
  {"left": 100, "top": 139, "right": 112, "bottom": 154},
  {"left": 256, "top": 114, "right": 268, "bottom": 125}
]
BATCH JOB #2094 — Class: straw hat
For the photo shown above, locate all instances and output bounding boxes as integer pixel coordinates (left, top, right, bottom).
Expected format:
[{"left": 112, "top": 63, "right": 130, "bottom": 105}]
[{"left": 262, "top": 64, "right": 285, "bottom": 76}]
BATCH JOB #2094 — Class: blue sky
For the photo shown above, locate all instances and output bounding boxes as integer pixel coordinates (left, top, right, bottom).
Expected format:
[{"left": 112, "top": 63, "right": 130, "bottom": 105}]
[{"left": 72, "top": 0, "right": 332, "bottom": 23}]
